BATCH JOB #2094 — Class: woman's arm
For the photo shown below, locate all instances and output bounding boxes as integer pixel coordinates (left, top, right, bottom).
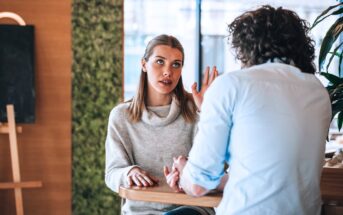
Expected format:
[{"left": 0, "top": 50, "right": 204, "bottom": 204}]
[{"left": 105, "top": 108, "right": 158, "bottom": 192}]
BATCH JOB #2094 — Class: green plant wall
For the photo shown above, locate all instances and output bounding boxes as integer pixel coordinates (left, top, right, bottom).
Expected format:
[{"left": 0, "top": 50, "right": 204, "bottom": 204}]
[{"left": 72, "top": 0, "right": 123, "bottom": 214}]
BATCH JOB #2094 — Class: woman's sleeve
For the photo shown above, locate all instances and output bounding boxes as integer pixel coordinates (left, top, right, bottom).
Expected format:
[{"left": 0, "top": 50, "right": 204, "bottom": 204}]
[{"left": 104, "top": 108, "right": 138, "bottom": 193}]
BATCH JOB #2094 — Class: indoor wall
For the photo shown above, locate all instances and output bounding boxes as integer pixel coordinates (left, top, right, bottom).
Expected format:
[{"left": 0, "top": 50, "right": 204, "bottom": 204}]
[{"left": 0, "top": 1, "right": 72, "bottom": 214}]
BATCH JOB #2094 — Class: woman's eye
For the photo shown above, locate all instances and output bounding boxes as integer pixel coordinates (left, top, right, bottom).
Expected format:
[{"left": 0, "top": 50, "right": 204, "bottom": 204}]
[
  {"left": 156, "top": 59, "right": 164, "bottom": 65},
  {"left": 172, "top": 62, "right": 181, "bottom": 68}
]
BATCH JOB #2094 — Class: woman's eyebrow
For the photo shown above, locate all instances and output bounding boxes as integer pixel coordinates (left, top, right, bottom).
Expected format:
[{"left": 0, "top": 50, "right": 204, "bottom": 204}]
[
  {"left": 154, "top": 55, "right": 166, "bottom": 59},
  {"left": 154, "top": 56, "right": 182, "bottom": 62}
]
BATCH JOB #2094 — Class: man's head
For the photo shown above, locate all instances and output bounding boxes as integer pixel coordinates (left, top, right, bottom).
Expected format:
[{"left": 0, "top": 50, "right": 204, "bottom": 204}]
[{"left": 228, "top": 5, "right": 316, "bottom": 74}]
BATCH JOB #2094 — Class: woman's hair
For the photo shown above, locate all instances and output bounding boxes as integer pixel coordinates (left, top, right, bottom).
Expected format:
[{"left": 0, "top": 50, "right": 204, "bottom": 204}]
[
  {"left": 228, "top": 5, "right": 316, "bottom": 74},
  {"left": 127, "top": 34, "right": 197, "bottom": 123}
]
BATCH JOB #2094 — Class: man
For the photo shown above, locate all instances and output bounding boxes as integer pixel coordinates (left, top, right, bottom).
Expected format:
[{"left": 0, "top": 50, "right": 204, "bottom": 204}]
[{"left": 166, "top": 5, "right": 331, "bottom": 215}]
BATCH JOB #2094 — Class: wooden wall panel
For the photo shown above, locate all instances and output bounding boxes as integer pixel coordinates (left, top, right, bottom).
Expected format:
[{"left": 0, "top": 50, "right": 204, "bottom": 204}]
[{"left": 0, "top": 1, "right": 72, "bottom": 214}]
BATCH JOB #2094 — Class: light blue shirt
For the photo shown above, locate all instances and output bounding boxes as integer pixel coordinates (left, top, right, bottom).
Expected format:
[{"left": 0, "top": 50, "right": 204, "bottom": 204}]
[{"left": 182, "top": 63, "right": 331, "bottom": 215}]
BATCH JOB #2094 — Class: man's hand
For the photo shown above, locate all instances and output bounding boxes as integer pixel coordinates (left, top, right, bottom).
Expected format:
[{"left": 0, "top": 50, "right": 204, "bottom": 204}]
[
  {"left": 172, "top": 155, "right": 188, "bottom": 173},
  {"left": 172, "top": 156, "right": 209, "bottom": 197},
  {"left": 192, "top": 66, "right": 218, "bottom": 111},
  {"left": 127, "top": 167, "right": 159, "bottom": 187}
]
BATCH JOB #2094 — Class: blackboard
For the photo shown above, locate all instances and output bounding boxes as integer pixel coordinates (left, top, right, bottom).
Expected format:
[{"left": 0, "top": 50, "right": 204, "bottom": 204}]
[{"left": 0, "top": 24, "right": 35, "bottom": 123}]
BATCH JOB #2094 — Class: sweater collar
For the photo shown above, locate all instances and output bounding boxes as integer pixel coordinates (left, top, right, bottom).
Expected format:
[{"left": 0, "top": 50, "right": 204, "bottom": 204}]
[{"left": 142, "top": 96, "right": 181, "bottom": 127}]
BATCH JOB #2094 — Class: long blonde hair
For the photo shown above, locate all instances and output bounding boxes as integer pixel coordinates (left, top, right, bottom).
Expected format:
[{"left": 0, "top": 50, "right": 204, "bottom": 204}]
[{"left": 127, "top": 34, "right": 197, "bottom": 123}]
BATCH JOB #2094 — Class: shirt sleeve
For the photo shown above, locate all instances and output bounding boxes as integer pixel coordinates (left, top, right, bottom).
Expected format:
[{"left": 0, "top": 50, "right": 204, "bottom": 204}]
[
  {"left": 183, "top": 75, "right": 236, "bottom": 190},
  {"left": 104, "top": 108, "right": 138, "bottom": 193}
]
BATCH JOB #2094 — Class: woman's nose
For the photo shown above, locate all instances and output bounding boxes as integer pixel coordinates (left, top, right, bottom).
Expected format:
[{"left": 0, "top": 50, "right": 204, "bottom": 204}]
[{"left": 163, "top": 68, "right": 171, "bottom": 77}]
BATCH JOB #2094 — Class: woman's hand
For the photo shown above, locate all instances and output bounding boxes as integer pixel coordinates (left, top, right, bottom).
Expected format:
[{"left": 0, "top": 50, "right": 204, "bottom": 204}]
[
  {"left": 164, "top": 165, "right": 183, "bottom": 192},
  {"left": 192, "top": 66, "right": 219, "bottom": 111},
  {"left": 126, "top": 167, "right": 159, "bottom": 187}
]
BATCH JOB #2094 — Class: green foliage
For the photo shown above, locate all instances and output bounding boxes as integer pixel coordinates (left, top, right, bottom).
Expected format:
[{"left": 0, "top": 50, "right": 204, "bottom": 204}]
[
  {"left": 312, "top": 3, "right": 343, "bottom": 73},
  {"left": 72, "top": 0, "right": 123, "bottom": 214},
  {"left": 312, "top": 2, "right": 343, "bottom": 130}
]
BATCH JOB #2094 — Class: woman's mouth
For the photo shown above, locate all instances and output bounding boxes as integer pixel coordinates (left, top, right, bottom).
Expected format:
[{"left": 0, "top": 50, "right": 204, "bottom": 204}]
[{"left": 159, "top": 79, "right": 172, "bottom": 85}]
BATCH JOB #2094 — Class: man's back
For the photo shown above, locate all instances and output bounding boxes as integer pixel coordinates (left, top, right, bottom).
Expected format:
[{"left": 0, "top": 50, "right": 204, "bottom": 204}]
[
  {"left": 176, "top": 5, "right": 331, "bottom": 215},
  {"left": 212, "top": 62, "right": 331, "bottom": 214}
]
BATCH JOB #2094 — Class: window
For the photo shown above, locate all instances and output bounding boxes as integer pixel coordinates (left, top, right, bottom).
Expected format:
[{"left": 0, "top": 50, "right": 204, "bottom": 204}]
[
  {"left": 124, "top": 0, "right": 196, "bottom": 100},
  {"left": 124, "top": 0, "right": 333, "bottom": 100}
]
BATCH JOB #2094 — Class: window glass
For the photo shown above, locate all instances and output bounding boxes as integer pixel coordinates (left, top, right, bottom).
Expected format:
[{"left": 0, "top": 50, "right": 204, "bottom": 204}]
[
  {"left": 124, "top": 0, "right": 196, "bottom": 100},
  {"left": 124, "top": 0, "right": 334, "bottom": 98},
  {"left": 200, "top": 0, "right": 336, "bottom": 132},
  {"left": 201, "top": 0, "right": 334, "bottom": 76}
]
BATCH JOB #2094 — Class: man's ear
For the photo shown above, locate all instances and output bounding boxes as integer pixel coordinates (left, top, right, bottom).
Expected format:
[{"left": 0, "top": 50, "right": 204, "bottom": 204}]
[{"left": 141, "top": 59, "right": 147, "bottom": 72}]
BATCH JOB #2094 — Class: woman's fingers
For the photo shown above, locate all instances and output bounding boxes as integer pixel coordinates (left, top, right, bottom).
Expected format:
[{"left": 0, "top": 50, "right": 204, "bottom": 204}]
[
  {"left": 132, "top": 174, "right": 142, "bottom": 187},
  {"left": 191, "top": 82, "right": 198, "bottom": 95},
  {"left": 138, "top": 174, "right": 149, "bottom": 186},
  {"left": 170, "top": 172, "right": 179, "bottom": 186},
  {"left": 166, "top": 170, "right": 178, "bottom": 182},
  {"left": 127, "top": 175, "right": 133, "bottom": 186},
  {"left": 141, "top": 174, "right": 155, "bottom": 186},
  {"left": 167, "top": 171, "right": 179, "bottom": 187},
  {"left": 133, "top": 174, "right": 149, "bottom": 187},
  {"left": 163, "top": 166, "right": 170, "bottom": 177},
  {"left": 202, "top": 66, "right": 210, "bottom": 86},
  {"left": 127, "top": 167, "right": 160, "bottom": 187},
  {"left": 208, "top": 66, "right": 218, "bottom": 84},
  {"left": 165, "top": 166, "right": 181, "bottom": 191}
]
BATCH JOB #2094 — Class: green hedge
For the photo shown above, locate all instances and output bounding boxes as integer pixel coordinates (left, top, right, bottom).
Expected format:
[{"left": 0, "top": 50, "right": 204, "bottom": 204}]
[{"left": 72, "top": 0, "right": 123, "bottom": 214}]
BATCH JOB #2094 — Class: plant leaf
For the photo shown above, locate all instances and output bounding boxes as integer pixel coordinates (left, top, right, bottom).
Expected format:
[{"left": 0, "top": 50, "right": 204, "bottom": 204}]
[
  {"left": 338, "top": 111, "right": 343, "bottom": 131},
  {"left": 330, "top": 87, "right": 343, "bottom": 102},
  {"left": 329, "top": 51, "right": 341, "bottom": 57},
  {"left": 331, "top": 100, "right": 343, "bottom": 122},
  {"left": 339, "top": 50, "right": 343, "bottom": 76},
  {"left": 318, "top": 17, "right": 343, "bottom": 70},
  {"left": 320, "top": 72, "right": 343, "bottom": 85},
  {"left": 311, "top": 3, "right": 343, "bottom": 29},
  {"left": 326, "top": 41, "right": 343, "bottom": 72}
]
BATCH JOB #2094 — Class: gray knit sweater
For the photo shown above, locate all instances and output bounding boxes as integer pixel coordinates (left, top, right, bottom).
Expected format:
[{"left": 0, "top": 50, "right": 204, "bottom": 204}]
[{"left": 105, "top": 97, "right": 214, "bottom": 215}]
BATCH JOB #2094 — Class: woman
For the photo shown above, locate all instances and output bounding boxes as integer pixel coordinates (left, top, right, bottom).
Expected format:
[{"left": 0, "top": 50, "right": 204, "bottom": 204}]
[{"left": 105, "top": 34, "right": 217, "bottom": 215}]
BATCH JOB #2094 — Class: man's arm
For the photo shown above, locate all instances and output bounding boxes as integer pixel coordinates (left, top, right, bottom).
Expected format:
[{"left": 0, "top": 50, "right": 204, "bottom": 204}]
[
  {"left": 173, "top": 156, "right": 228, "bottom": 197},
  {"left": 217, "top": 173, "right": 229, "bottom": 192},
  {"left": 173, "top": 75, "right": 235, "bottom": 197}
]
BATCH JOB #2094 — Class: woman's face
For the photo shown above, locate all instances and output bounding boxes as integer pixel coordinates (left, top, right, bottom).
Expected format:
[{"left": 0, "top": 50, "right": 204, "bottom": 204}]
[{"left": 142, "top": 45, "right": 183, "bottom": 99}]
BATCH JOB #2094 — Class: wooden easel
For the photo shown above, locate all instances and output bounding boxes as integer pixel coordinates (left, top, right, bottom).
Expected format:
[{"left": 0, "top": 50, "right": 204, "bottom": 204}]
[{"left": 0, "top": 105, "right": 42, "bottom": 215}]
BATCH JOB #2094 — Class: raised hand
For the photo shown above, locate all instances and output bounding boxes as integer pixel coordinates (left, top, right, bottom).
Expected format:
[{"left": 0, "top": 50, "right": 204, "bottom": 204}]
[
  {"left": 127, "top": 167, "right": 159, "bottom": 187},
  {"left": 191, "top": 66, "right": 219, "bottom": 111}
]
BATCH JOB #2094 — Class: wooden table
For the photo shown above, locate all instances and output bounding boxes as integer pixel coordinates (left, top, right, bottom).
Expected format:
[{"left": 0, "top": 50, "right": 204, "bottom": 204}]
[
  {"left": 119, "top": 168, "right": 343, "bottom": 208},
  {"left": 119, "top": 183, "right": 222, "bottom": 207},
  {"left": 321, "top": 168, "right": 343, "bottom": 204}
]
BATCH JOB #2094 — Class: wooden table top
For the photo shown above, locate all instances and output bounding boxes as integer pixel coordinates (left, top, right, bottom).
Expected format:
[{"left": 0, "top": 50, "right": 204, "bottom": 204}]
[
  {"left": 119, "top": 183, "right": 222, "bottom": 207},
  {"left": 119, "top": 167, "right": 343, "bottom": 207},
  {"left": 321, "top": 167, "right": 343, "bottom": 203}
]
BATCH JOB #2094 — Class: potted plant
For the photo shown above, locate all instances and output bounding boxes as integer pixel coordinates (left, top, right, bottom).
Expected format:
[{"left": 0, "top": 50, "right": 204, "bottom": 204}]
[
  {"left": 312, "top": 4, "right": 343, "bottom": 207},
  {"left": 311, "top": 2, "right": 343, "bottom": 131}
]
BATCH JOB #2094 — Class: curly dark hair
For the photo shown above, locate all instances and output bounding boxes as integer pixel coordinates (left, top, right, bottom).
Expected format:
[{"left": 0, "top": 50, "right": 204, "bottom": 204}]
[{"left": 228, "top": 5, "right": 316, "bottom": 74}]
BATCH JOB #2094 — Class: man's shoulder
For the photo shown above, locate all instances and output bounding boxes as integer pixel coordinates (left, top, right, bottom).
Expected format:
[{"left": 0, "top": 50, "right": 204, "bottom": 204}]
[{"left": 210, "top": 71, "right": 243, "bottom": 91}]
